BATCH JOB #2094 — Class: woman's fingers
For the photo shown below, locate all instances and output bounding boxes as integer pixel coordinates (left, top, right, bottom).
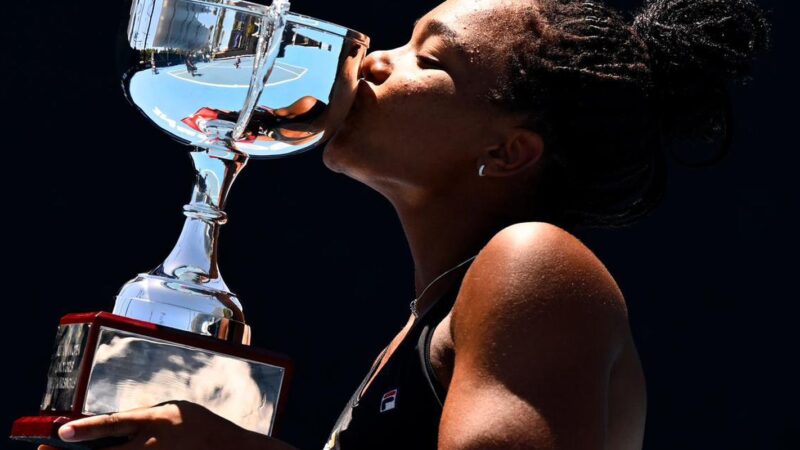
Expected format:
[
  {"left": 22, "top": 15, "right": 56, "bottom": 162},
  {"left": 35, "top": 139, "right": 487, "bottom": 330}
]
[
  {"left": 58, "top": 412, "right": 141, "bottom": 442},
  {"left": 104, "top": 433, "right": 155, "bottom": 450}
]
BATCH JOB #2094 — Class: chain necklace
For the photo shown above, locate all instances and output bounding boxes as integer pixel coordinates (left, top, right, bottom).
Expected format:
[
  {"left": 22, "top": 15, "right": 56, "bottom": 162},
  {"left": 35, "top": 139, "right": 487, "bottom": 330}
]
[{"left": 410, "top": 254, "right": 478, "bottom": 318}]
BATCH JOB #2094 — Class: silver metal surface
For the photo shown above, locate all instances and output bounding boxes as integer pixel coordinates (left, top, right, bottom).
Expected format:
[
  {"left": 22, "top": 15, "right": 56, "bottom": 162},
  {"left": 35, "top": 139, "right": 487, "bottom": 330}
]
[
  {"left": 115, "top": 0, "right": 369, "bottom": 339},
  {"left": 84, "top": 327, "right": 285, "bottom": 435},
  {"left": 114, "top": 143, "right": 252, "bottom": 343},
  {"left": 123, "top": 0, "right": 369, "bottom": 158},
  {"left": 41, "top": 324, "right": 91, "bottom": 412}
]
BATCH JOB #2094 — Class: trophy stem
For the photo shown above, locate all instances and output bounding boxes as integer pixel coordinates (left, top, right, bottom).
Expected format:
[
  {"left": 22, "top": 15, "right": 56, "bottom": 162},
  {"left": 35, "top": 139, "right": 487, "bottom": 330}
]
[
  {"left": 113, "top": 141, "right": 252, "bottom": 342},
  {"left": 157, "top": 143, "right": 249, "bottom": 284}
]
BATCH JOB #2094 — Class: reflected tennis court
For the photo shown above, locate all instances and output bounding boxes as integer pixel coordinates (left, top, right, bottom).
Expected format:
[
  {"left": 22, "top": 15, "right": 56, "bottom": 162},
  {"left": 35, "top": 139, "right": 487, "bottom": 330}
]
[{"left": 166, "top": 57, "right": 308, "bottom": 89}]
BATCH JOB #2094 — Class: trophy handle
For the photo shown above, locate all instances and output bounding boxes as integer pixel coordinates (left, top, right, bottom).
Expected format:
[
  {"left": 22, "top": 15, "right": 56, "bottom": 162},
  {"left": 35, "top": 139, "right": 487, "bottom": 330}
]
[{"left": 233, "top": 0, "right": 291, "bottom": 140}]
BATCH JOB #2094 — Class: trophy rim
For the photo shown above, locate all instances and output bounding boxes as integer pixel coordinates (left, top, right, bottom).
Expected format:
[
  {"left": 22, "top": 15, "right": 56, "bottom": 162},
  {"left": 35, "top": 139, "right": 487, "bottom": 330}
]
[
  {"left": 287, "top": 11, "right": 370, "bottom": 47},
  {"left": 183, "top": 0, "right": 370, "bottom": 46}
]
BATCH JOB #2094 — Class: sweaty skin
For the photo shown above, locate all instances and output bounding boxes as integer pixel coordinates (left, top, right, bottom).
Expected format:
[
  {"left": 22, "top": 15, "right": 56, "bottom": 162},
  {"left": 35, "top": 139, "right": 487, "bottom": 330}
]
[{"left": 43, "top": 1, "right": 647, "bottom": 449}]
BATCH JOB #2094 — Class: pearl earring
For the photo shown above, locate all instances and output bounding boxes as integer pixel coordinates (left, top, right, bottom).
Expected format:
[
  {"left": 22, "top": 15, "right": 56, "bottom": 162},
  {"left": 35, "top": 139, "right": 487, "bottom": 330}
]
[{"left": 478, "top": 164, "right": 487, "bottom": 177}]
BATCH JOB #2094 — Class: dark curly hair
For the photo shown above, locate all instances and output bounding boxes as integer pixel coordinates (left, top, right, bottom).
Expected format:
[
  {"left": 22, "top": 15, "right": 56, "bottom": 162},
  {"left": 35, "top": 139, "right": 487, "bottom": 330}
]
[{"left": 490, "top": 0, "right": 769, "bottom": 229}]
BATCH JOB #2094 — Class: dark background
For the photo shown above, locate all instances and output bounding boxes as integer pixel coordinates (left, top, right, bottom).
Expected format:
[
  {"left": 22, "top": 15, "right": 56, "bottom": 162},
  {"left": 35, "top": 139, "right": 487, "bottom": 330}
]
[{"left": 2, "top": 0, "right": 796, "bottom": 449}]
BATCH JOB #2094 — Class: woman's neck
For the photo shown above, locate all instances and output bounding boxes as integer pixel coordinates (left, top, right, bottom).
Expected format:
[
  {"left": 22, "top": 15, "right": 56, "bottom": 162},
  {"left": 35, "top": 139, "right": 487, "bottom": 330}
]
[{"left": 391, "top": 195, "right": 511, "bottom": 300}]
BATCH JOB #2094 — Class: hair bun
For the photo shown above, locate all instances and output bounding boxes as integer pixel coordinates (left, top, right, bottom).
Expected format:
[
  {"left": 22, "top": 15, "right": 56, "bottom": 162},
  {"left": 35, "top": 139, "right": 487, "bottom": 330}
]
[
  {"left": 632, "top": 0, "right": 769, "bottom": 155},
  {"left": 634, "top": 0, "right": 769, "bottom": 81}
]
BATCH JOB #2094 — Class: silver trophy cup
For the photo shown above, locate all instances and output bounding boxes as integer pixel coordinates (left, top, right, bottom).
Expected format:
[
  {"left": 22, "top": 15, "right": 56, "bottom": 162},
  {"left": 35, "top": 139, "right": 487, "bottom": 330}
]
[
  {"left": 118, "top": 0, "right": 369, "bottom": 340},
  {"left": 11, "top": 1, "right": 369, "bottom": 447}
]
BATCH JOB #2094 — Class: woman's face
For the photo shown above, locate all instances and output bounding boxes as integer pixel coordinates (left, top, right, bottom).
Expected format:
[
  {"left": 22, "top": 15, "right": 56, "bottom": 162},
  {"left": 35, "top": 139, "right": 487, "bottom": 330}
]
[{"left": 324, "top": 0, "right": 530, "bottom": 201}]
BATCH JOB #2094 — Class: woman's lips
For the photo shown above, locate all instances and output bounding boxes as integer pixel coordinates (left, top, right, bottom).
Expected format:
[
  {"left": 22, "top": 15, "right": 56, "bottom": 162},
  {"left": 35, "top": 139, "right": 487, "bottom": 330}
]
[
  {"left": 353, "top": 79, "right": 376, "bottom": 112},
  {"left": 335, "top": 80, "right": 371, "bottom": 137},
  {"left": 337, "top": 80, "right": 377, "bottom": 139}
]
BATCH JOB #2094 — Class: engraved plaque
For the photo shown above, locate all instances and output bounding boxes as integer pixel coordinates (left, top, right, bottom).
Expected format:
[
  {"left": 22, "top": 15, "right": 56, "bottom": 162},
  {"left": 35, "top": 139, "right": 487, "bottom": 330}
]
[{"left": 40, "top": 324, "right": 91, "bottom": 412}]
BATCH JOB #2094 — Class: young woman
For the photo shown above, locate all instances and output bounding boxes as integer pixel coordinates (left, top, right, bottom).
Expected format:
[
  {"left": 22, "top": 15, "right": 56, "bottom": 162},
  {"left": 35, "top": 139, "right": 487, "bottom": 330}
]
[{"left": 42, "top": 0, "right": 767, "bottom": 449}]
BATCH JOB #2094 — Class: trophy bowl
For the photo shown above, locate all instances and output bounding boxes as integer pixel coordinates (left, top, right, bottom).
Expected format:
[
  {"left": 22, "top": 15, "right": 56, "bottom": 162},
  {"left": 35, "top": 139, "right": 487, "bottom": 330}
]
[
  {"left": 10, "top": 1, "right": 369, "bottom": 447},
  {"left": 123, "top": 0, "right": 369, "bottom": 158}
]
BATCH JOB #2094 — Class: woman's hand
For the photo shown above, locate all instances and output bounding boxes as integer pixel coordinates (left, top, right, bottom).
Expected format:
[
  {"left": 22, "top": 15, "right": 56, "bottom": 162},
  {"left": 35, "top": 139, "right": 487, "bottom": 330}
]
[{"left": 36, "top": 400, "right": 295, "bottom": 450}]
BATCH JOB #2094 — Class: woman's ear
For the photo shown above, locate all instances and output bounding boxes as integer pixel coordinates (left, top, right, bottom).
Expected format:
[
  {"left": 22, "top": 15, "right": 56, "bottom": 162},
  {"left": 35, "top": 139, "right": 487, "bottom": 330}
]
[{"left": 479, "top": 129, "right": 544, "bottom": 177}]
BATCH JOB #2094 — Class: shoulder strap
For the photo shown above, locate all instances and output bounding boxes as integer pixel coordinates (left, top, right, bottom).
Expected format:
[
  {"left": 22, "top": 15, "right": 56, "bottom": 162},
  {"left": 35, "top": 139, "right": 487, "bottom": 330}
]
[
  {"left": 414, "top": 261, "right": 473, "bottom": 405},
  {"left": 416, "top": 261, "right": 472, "bottom": 325}
]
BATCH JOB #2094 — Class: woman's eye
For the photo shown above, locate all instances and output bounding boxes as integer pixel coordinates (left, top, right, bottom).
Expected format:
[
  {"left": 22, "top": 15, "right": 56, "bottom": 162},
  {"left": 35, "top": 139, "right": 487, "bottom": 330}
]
[{"left": 416, "top": 55, "right": 444, "bottom": 70}]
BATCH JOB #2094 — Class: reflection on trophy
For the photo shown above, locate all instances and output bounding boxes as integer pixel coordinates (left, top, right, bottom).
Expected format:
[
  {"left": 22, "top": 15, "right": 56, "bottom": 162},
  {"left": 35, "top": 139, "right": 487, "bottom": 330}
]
[{"left": 10, "top": 0, "right": 369, "bottom": 447}]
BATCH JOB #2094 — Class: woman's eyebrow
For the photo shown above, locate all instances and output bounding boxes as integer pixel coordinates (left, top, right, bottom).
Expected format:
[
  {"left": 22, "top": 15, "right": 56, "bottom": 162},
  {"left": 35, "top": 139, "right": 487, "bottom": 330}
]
[{"left": 413, "top": 18, "right": 466, "bottom": 55}]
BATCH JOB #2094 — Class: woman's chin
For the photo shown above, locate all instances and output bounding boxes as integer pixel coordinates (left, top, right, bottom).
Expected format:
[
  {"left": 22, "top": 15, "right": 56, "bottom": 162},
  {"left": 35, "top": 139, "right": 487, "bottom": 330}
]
[
  {"left": 322, "top": 136, "right": 359, "bottom": 175},
  {"left": 324, "top": 125, "right": 364, "bottom": 172},
  {"left": 323, "top": 140, "right": 382, "bottom": 190},
  {"left": 321, "top": 142, "right": 345, "bottom": 174}
]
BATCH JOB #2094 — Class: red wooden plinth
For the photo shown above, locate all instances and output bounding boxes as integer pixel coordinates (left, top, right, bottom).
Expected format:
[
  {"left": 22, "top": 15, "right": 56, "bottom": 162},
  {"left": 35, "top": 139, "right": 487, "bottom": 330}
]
[{"left": 10, "top": 312, "right": 293, "bottom": 448}]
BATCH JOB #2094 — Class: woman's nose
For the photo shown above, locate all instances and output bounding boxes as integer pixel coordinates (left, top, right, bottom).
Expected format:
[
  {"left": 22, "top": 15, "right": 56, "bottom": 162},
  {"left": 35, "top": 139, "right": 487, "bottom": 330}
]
[{"left": 360, "top": 50, "right": 392, "bottom": 85}]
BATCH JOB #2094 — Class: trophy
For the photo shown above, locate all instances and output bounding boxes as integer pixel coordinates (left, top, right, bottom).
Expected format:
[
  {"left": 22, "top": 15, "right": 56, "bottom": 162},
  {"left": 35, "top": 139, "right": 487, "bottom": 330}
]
[{"left": 10, "top": 0, "right": 369, "bottom": 447}]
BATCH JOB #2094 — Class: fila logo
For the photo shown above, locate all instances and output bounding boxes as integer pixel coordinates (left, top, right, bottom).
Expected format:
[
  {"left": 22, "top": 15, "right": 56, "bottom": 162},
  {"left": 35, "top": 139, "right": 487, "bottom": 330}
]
[{"left": 380, "top": 389, "right": 398, "bottom": 413}]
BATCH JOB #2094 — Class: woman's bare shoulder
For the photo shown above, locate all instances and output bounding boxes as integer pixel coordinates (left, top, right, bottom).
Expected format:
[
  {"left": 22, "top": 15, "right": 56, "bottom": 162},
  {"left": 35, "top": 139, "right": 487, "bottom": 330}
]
[
  {"left": 479, "top": 222, "right": 606, "bottom": 268},
  {"left": 469, "top": 221, "right": 624, "bottom": 304},
  {"left": 452, "top": 221, "right": 629, "bottom": 343},
  {"left": 444, "top": 222, "right": 638, "bottom": 450}
]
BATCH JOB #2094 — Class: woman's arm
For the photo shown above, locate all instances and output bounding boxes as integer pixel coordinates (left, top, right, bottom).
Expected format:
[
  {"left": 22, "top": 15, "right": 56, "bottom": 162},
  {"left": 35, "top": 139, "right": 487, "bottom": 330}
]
[
  {"left": 439, "top": 222, "right": 630, "bottom": 450},
  {"left": 38, "top": 401, "right": 300, "bottom": 450}
]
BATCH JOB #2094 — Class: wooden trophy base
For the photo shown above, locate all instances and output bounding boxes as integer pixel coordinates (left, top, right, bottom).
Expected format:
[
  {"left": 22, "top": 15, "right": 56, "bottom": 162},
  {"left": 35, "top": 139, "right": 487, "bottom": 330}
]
[{"left": 10, "top": 312, "right": 292, "bottom": 449}]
